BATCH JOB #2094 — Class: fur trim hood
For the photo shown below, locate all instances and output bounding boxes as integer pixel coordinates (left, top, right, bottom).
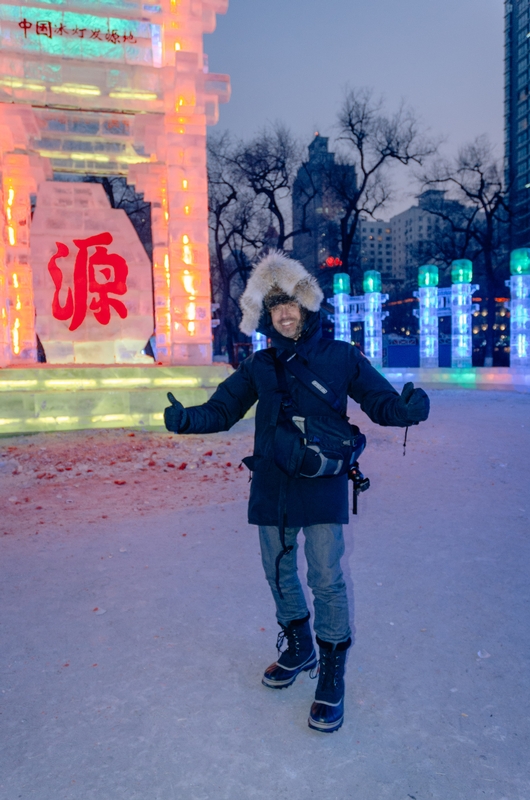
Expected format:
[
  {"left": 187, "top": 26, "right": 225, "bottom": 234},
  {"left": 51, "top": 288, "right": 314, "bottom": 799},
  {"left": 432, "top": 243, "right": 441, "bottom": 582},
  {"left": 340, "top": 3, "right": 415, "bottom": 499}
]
[{"left": 239, "top": 251, "right": 324, "bottom": 335}]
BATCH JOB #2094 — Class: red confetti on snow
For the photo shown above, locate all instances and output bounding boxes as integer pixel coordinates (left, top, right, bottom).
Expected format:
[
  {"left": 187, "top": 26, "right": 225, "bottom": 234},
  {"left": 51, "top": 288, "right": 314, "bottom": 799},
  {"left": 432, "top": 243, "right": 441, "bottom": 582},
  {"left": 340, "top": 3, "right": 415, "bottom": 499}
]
[
  {"left": 128, "top": 433, "right": 135, "bottom": 437},
  {"left": 93, "top": 608, "right": 99, "bottom": 612},
  {"left": 178, "top": 463, "right": 187, "bottom": 470},
  {"left": 92, "top": 664, "right": 98, "bottom": 667},
  {"left": 182, "top": 533, "right": 187, "bottom": 537},
  {"left": 36, "top": 473, "right": 46, "bottom": 479},
  {"left": 36, "top": 506, "right": 43, "bottom": 510},
  {"left": 114, "top": 480, "right": 126, "bottom": 486},
  {"left": 148, "top": 460, "right": 156, "bottom": 467},
  {"left": 63, "top": 663, "right": 70, "bottom": 667},
  {"left": 225, "top": 462, "right": 232, "bottom": 467},
  {"left": 166, "top": 463, "right": 175, "bottom": 468},
  {"left": 203, "top": 451, "right": 213, "bottom": 457}
]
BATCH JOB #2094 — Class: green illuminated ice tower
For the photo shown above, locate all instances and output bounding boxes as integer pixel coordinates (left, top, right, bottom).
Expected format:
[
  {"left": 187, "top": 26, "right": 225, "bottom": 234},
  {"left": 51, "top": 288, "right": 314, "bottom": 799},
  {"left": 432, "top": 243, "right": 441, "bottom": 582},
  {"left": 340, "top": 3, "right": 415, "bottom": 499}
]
[{"left": 506, "top": 248, "right": 530, "bottom": 367}]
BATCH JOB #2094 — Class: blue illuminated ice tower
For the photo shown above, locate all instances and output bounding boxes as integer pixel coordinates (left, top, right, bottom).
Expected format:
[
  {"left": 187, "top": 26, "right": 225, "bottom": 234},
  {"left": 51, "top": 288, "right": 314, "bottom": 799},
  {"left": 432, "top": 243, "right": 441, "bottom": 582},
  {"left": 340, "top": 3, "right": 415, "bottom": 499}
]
[
  {"left": 506, "top": 249, "right": 530, "bottom": 367},
  {"left": 333, "top": 273, "right": 352, "bottom": 342},
  {"left": 252, "top": 331, "right": 268, "bottom": 352},
  {"left": 332, "top": 271, "right": 388, "bottom": 367},
  {"left": 451, "top": 260, "right": 478, "bottom": 368},
  {"left": 362, "top": 271, "right": 387, "bottom": 368},
  {"left": 415, "top": 265, "right": 439, "bottom": 368}
]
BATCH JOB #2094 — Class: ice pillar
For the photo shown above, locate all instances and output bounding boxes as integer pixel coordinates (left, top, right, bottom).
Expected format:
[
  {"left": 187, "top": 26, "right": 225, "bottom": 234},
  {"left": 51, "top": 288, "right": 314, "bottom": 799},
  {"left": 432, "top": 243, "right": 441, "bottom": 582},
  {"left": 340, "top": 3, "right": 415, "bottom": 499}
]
[
  {"left": 252, "top": 331, "right": 267, "bottom": 352},
  {"left": 363, "top": 270, "right": 387, "bottom": 368},
  {"left": 333, "top": 273, "right": 351, "bottom": 343},
  {"left": 451, "top": 259, "right": 475, "bottom": 369},
  {"left": 417, "top": 264, "right": 439, "bottom": 368},
  {"left": 507, "top": 248, "right": 530, "bottom": 367}
]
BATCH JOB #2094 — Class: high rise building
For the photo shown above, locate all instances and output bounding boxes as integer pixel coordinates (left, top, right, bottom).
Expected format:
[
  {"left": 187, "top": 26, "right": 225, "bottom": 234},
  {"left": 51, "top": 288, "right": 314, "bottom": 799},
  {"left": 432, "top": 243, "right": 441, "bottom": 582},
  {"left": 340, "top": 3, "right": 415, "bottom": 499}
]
[
  {"left": 357, "top": 218, "right": 393, "bottom": 281},
  {"left": 505, "top": 0, "right": 530, "bottom": 247},
  {"left": 390, "top": 192, "right": 445, "bottom": 286},
  {"left": 292, "top": 134, "right": 355, "bottom": 274}
]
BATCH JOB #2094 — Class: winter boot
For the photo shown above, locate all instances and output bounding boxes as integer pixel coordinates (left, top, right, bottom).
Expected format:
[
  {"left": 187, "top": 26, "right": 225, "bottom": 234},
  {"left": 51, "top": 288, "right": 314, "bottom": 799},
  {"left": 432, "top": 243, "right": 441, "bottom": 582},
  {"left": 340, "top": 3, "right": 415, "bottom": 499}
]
[
  {"left": 262, "top": 613, "right": 317, "bottom": 689},
  {"left": 308, "top": 636, "right": 351, "bottom": 733}
]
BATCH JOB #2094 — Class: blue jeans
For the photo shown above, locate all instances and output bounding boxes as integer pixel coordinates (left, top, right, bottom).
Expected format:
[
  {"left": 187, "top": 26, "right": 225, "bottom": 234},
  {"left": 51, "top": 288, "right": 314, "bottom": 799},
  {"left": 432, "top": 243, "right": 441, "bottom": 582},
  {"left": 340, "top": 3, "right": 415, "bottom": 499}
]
[{"left": 258, "top": 524, "right": 352, "bottom": 645}]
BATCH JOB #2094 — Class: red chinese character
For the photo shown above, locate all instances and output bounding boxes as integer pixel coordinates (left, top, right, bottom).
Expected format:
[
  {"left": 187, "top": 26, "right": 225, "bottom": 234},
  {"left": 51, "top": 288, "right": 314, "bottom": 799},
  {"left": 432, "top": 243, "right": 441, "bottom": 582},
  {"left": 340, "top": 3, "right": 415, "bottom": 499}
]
[
  {"left": 18, "top": 18, "right": 33, "bottom": 37},
  {"left": 105, "top": 30, "right": 120, "bottom": 44},
  {"left": 90, "top": 29, "right": 102, "bottom": 40},
  {"left": 36, "top": 21, "right": 52, "bottom": 38},
  {"left": 122, "top": 32, "right": 137, "bottom": 44},
  {"left": 54, "top": 23, "right": 68, "bottom": 36},
  {"left": 48, "top": 233, "right": 128, "bottom": 331},
  {"left": 71, "top": 26, "right": 86, "bottom": 38}
]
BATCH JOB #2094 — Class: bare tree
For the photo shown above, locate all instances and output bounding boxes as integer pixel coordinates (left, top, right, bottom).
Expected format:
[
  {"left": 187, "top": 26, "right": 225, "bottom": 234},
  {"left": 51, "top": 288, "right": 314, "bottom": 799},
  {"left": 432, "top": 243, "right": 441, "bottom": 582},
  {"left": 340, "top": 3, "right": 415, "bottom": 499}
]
[
  {"left": 418, "top": 136, "right": 510, "bottom": 364},
  {"left": 208, "top": 132, "right": 267, "bottom": 362},
  {"left": 231, "top": 124, "right": 316, "bottom": 251},
  {"left": 327, "top": 88, "right": 436, "bottom": 292}
]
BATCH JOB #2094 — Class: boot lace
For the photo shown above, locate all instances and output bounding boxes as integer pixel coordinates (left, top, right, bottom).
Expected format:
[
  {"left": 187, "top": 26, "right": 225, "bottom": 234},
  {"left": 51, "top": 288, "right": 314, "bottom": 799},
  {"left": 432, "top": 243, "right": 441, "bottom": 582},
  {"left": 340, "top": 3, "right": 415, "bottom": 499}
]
[
  {"left": 276, "top": 626, "right": 301, "bottom": 658},
  {"left": 309, "top": 650, "right": 341, "bottom": 691}
]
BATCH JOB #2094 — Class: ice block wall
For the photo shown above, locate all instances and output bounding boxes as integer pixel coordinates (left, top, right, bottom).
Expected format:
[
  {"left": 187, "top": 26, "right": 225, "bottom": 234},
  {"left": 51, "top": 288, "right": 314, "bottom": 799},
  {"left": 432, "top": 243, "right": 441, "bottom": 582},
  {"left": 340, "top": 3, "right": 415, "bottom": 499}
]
[
  {"left": 31, "top": 182, "right": 155, "bottom": 363},
  {"left": 0, "top": 0, "right": 229, "bottom": 366}
]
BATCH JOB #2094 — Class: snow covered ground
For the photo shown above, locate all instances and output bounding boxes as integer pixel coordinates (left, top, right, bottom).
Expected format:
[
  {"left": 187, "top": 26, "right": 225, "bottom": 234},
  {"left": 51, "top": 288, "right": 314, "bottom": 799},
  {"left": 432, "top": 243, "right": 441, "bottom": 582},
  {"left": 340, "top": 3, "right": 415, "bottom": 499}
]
[{"left": 1, "top": 389, "right": 529, "bottom": 800}]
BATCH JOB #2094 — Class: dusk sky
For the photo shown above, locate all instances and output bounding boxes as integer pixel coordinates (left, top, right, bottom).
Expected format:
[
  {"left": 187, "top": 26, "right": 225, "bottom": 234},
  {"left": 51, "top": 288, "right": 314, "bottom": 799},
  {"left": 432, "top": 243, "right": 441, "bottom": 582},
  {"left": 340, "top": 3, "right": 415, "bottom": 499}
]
[{"left": 206, "top": 0, "right": 504, "bottom": 217}]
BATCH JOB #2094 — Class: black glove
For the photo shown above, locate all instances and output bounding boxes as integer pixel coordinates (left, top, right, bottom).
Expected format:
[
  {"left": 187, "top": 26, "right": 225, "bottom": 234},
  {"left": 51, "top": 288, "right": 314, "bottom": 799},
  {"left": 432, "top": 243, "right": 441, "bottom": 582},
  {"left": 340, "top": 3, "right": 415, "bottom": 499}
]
[
  {"left": 397, "top": 382, "right": 430, "bottom": 424},
  {"left": 164, "top": 392, "right": 188, "bottom": 433}
]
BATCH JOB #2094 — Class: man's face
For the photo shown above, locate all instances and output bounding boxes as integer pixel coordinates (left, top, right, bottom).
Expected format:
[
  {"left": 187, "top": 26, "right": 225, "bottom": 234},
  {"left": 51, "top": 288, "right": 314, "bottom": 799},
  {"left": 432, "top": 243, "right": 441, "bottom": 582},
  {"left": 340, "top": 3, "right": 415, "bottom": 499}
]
[{"left": 270, "top": 301, "right": 303, "bottom": 339}]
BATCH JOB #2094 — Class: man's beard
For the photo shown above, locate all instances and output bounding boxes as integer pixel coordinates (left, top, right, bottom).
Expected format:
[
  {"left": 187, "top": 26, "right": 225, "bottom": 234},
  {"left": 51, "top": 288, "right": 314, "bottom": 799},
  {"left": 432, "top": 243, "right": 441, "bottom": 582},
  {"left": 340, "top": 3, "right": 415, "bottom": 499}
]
[
  {"left": 281, "top": 315, "right": 305, "bottom": 340},
  {"left": 292, "top": 317, "right": 305, "bottom": 339}
]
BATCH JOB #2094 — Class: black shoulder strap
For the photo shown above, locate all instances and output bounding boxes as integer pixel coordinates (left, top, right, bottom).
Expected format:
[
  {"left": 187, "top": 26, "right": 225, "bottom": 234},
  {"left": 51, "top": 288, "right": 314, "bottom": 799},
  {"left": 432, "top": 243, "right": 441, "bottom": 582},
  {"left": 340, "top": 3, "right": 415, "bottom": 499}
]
[{"left": 275, "top": 350, "right": 343, "bottom": 415}]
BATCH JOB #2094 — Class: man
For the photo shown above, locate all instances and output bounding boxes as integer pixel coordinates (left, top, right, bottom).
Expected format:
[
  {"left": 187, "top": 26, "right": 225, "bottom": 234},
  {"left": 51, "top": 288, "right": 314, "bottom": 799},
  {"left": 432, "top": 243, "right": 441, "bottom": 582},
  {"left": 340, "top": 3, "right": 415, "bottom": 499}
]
[{"left": 164, "top": 251, "right": 429, "bottom": 733}]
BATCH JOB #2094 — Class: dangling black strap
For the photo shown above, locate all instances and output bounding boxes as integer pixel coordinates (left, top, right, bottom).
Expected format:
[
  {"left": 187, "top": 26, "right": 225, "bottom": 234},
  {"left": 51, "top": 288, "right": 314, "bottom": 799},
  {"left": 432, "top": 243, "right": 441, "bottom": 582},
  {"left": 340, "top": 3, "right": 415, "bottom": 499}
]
[
  {"left": 273, "top": 352, "right": 291, "bottom": 400},
  {"left": 271, "top": 357, "right": 295, "bottom": 599},
  {"left": 403, "top": 426, "right": 409, "bottom": 457},
  {"left": 271, "top": 349, "right": 350, "bottom": 595}
]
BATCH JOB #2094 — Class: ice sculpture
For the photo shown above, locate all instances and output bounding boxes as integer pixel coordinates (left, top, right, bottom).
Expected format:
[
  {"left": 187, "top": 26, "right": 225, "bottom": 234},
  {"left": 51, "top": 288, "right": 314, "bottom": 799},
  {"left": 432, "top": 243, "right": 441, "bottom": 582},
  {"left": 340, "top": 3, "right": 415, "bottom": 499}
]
[
  {"left": 332, "top": 271, "right": 388, "bottom": 368},
  {"left": 332, "top": 272, "right": 351, "bottom": 343},
  {"left": 362, "top": 270, "right": 388, "bottom": 368},
  {"left": 31, "top": 182, "right": 154, "bottom": 363},
  {"left": 413, "top": 264, "right": 439, "bottom": 368},
  {"left": 451, "top": 259, "right": 478, "bottom": 369},
  {"left": 251, "top": 331, "right": 267, "bottom": 352},
  {"left": 0, "top": 0, "right": 229, "bottom": 366},
  {"left": 506, "top": 248, "right": 530, "bottom": 368}
]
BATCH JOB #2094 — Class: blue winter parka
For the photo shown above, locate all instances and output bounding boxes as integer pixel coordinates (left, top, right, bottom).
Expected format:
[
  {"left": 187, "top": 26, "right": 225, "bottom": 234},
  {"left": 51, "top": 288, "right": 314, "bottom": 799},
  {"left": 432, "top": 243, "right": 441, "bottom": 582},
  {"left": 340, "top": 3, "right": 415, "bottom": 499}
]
[{"left": 180, "top": 311, "right": 409, "bottom": 527}]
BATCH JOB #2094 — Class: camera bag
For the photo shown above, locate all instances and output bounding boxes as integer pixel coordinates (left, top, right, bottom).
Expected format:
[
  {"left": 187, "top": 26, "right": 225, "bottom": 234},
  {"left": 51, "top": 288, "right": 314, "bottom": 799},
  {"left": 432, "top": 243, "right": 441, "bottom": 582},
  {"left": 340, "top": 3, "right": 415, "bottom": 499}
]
[{"left": 272, "top": 350, "right": 366, "bottom": 479}]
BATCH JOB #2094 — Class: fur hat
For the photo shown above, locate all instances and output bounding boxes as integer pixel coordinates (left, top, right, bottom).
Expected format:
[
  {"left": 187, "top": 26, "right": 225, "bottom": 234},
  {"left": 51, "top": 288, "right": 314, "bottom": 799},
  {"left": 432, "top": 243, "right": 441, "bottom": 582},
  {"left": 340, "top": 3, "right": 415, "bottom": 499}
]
[{"left": 239, "top": 250, "right": 324, "bottom": 335}]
